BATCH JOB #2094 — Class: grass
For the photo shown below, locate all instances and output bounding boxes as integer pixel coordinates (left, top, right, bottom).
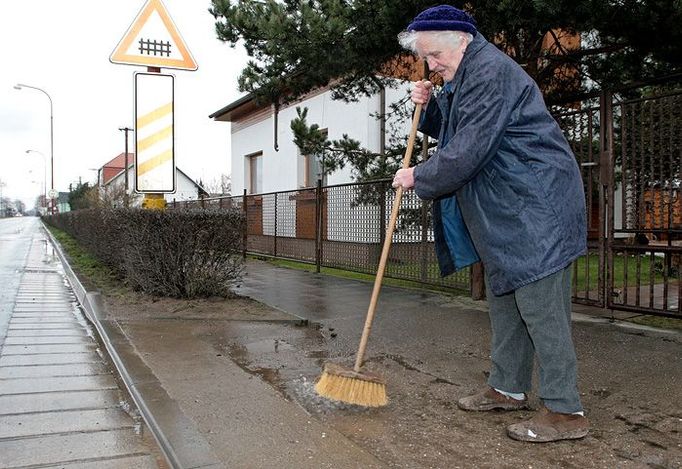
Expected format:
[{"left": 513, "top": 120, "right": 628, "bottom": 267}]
[
  {"left": 573, "top": 253, "right": 667, "bottom": 292},
  {"left": 627, "top": 314, "right": 682, "bottom": 331},
  {"left": 45, "top": 226, "right": 126, "bottom": 294}
]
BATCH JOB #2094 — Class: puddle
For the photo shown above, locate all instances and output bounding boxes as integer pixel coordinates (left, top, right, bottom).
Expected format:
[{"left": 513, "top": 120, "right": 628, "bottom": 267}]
[
  {"left": 290, "top": 375, "right": 380, "bottom": 415},
  {"left": 240, "top": 338, "right": 295, "bottom": 354},
  {"left": 206, "top": 319, "right": 383, "bottom": 417}
]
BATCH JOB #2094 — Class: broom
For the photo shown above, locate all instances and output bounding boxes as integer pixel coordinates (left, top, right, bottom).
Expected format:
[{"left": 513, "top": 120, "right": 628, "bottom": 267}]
[{"left": 315, "top": 64, "right": 428, "bottom": 407}]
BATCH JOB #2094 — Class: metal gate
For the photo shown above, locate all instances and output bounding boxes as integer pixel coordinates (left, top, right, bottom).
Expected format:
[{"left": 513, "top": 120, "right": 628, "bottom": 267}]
[{"left": 558, "top": 87, "right": 682, "bottom": 318}]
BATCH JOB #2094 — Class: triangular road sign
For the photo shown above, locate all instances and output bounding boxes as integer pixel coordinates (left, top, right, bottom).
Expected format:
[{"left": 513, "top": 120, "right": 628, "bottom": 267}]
[{"left": 110, "top": 0, "right": 198, "bottom": 71}]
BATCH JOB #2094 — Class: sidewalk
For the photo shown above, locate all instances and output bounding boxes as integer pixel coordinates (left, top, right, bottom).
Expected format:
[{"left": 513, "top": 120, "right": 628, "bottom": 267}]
[
  {"left": 0, "top": 227, "right": 161, "bottom": 468},
  {"left": 56, "top": 240, "right": 682, "bottom": 468}
]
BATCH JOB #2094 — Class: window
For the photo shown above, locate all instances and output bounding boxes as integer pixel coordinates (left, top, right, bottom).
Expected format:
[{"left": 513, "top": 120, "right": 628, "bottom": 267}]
[
  {"left": 304, "top": 129, "right": 328, "bottom": 187},
  {"left": 246, "top": 151, "right": 263, "bottom": 194}
]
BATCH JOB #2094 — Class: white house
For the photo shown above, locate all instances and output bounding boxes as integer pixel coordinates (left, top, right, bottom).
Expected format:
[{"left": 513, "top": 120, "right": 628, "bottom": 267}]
[
  {"left": 209, "top": 82, "right": 419, "bottom": 246},
  {"left": 209, "top": 82, "right": 412, "bottom": 195},
  {"left": 98, "top": 152, "right": 208, "bottom": 207}
]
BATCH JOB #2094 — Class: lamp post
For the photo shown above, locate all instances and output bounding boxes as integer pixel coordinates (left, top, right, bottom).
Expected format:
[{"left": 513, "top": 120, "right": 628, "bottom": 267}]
[
  {"left": 118, "top": 127, "right": 133, "bottom": 207},
  {"left": 0, "top": 180, "right": 5, "bottom": 217},
  {"left": 14, "top": 84, "right": 54, "bottom": 214},
  {"left": 26, "top": 149, "right": 47, "bottom": 213}
]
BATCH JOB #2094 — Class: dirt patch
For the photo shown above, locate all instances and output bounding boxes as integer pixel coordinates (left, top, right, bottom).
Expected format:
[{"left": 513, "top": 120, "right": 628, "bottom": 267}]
[
  {"left": 102, "top": 291, "right": 297, "bottom": 323},
  {"left": 99, "top": 281, "right": 682, "bottom": 469}
]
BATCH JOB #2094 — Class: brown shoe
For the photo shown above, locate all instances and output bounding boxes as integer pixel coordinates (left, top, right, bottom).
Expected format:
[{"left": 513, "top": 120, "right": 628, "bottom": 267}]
[
  {"left": 457, "top": 386, "right": 529, "bottom": 411},
  {"left": 507, "top": 406, "right": 590, "bottom": 442}
]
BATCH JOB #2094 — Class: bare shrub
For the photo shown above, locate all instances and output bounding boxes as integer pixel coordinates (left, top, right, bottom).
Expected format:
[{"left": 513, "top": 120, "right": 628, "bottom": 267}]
[
  {"left": 44, "top": 207, "right": 245, "bottom": 298},
  {"left": 119, "top": 208, "right": 244, "bottom": 298}
]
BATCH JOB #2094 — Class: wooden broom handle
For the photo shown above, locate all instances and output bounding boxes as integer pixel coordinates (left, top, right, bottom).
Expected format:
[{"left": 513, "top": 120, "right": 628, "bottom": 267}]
[{"left": 353, "top": 100, "right": 424, "bottom": 371}]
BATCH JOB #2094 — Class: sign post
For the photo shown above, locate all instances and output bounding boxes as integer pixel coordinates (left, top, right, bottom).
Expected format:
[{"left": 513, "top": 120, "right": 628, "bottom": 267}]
[{"left": 110, "top": 0, "right": 197, "bottom": 209}]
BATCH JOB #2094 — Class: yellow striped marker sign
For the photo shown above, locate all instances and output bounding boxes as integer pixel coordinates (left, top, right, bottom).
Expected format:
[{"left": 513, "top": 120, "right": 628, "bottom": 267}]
[{"left": 134, "top": 72, "right": 175, "bottom": 193}]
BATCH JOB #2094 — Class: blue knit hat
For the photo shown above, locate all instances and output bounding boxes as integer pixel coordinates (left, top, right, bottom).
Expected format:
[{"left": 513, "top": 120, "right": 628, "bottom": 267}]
[{"left": 407, "top": 5, "right": 477, "bottom": 36}]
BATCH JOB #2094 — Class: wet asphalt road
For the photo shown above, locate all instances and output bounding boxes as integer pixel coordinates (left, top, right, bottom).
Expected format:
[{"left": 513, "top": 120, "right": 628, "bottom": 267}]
[{"left": 0, "top": 217, "right": 162, "bottom": 468}]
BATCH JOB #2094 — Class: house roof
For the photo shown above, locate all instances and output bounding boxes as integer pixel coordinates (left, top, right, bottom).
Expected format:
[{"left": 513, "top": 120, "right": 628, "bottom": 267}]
[
  {"left": 208, "top": 57, "right": 424, "bottom": 123},
  {"left": 101, "top": 152, "right": 134, "bottom": 185},
  {"left": 209, "top": 93, "right": 265, "bottom": 122}
]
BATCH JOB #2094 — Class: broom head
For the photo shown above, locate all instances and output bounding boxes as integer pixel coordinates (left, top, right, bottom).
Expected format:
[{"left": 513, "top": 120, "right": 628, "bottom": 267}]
[{"left": 315, "top": 362, "right": 387, "bottom": 407}]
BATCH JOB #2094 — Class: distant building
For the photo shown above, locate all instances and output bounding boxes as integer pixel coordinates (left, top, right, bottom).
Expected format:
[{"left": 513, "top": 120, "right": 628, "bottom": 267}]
[
  {"left": 56, "top": 192, "right": 71, "bottom": 213},
  {"left": 97, "top": 153, "right": 208, "bottom": 207}
]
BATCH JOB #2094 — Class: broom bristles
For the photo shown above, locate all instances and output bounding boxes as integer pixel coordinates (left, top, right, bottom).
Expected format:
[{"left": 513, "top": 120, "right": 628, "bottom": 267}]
[{"left": 315, "top": 363, "right": 387, "bottom": 407}]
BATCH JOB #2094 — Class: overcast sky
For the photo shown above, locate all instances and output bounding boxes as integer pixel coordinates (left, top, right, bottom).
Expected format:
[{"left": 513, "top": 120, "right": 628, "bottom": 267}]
[{"left": 0, "top": 0, "right": 248, "bottom": 207}]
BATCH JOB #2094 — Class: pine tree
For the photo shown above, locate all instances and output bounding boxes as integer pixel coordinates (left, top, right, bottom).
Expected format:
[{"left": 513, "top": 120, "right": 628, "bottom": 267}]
[
  {"left": 210, "top": 0, "right": 681, "bottom": 105},
  {"left": 211, "top": 0, "right": 681, "bottom": 184}
]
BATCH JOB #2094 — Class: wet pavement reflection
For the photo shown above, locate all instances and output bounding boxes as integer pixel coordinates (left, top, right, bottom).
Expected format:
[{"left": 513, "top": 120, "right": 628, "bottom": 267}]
[{"left": 0, "top": 218, "right": 163, "bottom": 468}]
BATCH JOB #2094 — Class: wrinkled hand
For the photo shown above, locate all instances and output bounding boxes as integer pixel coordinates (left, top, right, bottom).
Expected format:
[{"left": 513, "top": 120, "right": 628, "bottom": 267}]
[
  {"left": 411, "top": 80, "right": 433, "bottom": 105},
  {"left": 392, "top": 167, "right": 415, "bottom": 190}
]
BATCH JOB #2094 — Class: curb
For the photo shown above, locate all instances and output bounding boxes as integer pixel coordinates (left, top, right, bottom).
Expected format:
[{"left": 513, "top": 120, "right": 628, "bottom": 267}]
[{"left": 43, "top": 223, "right": 223, "bottom": 469}]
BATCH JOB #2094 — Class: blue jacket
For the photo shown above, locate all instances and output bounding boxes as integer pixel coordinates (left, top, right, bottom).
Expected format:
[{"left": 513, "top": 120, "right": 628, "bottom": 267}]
[{"left": 414, "top": 33, "right": 586, "bottom": 296}]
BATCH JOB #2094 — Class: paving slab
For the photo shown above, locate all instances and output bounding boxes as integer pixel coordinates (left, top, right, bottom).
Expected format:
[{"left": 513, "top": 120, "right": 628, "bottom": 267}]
[
  {"left": 0, "top": 408, "right": 135, "bottom": 438},
  {"left": 1, "top": 343, "right": 96, "bottom": 355},
  {"left": 0, "top": 429, "right": 151, "bottom": 467},
  {"left": 40, "top": 454, "right": 160, "bottom": 469},
  {"left": 6, "top": 328, "right": 85, "bottom": 337},
  {"left": 0, "top": 362, "right": 110, "bottom": 379},
  {"left": 0, "top": 352, "right": 98, "bottom": 366},
  {"left": 11, "top": 312, "right": 79, "bottom": 318},
  {"left": 2, "top": 375, "right": 119, "bottom": 395},
  {"left": 0, "top": 389, "right": 122, "bottom": 415},
  {"left": 3, "top": 335, "right": 93, "bottom": 345},
  {"left": 8, "top": 323, "right": 87, "bottom": 330},
  {"left": 10, "top": 317, "right": 79, "bottom": 323}
]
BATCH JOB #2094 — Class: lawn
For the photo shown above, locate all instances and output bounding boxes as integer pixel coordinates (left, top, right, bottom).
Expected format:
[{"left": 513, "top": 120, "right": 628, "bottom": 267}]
[{"left": 573, "top": 252, "right": 671, "bottom": 293}]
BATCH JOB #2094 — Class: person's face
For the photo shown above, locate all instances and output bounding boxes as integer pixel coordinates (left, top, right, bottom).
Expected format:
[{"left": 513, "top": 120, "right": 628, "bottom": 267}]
[{"left": 416, "top": 33, "right": 467, "bottom": 82}]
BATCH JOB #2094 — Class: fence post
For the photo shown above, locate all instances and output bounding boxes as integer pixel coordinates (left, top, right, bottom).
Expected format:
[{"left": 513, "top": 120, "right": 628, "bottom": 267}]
[
  {"left": 470, "top": 262, "right": 485, "bottom": 300},
  {"left": 273, "top": 193, "right": 278, "bottom": 258},
  {"left": 419, "top": 135, "right": 430, "bottom": 282},
  {"left": 315, "top": 179, "right": 322, "bottom": 273},
  {"left": 420, "top": 200, "right": 430, "bottom": 282},
  {"left": 242, "top": 189, "right": 248, "bottom": 260},
  {"left": 378, "top": 180, "right": 387, "bottom": 266},
  {"left": 599, "top": 90, "right": 614, "bottom": 309}
]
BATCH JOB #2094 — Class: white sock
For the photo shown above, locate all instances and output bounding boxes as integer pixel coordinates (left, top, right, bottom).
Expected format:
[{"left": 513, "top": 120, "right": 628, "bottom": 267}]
[
  {"left": 572, "top": 411, "right": 585, "bottom": 416},
  {"left": 494, "top": 388, "right": 525, "bottom": 400}
]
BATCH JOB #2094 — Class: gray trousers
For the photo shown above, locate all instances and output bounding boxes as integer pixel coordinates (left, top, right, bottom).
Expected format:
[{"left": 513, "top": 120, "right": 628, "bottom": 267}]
[{"left": 485, "top": 266, "right": 583, "bottom": 413}]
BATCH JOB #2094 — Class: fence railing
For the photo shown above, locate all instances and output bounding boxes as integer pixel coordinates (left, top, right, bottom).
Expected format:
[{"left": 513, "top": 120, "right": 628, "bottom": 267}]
[
  {"left": 176, "top": 81, "right": 682, "bottom": 318},
  {"left": 173, "top": 179, "right": 474, "bottom": 294}
]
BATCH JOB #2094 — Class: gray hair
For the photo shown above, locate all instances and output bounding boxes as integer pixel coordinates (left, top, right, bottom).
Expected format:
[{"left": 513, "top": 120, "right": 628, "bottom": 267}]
[{"left": 397, "top": 30, "right": 473, "bottom": 54}]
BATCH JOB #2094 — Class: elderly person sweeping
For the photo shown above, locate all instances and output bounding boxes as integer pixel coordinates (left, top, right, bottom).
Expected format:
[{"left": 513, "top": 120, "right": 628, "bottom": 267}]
[{"left": 393, "top": 5, "right": 589, "bottom": 442}]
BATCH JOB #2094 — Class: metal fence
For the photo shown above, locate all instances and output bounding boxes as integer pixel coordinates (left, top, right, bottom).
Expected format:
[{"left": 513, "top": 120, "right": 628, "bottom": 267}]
[
  {"left": 608, "top": 91, "right": 682, "bottom": 318},
  {"left": 554, "top": 86, "right": 682, "bottom": 318},
  {"left": 177, "top": 83, "right": 682, "bottom": 319},
  {"left": 174, "top": 180, "right": 472, "bottom": 293}
]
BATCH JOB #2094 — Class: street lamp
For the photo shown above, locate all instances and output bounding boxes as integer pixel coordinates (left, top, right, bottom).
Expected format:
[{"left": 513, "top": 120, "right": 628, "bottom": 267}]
[
  {"left": 14, "top": 83, "right": 55, "bottom": 214},
  {"left": 26, "top": 149, "right": 47, "bottom": 212},
  {"left": 0, "top": 180, "right": 5, "bottom": 217},
  {"left": 118, "top": 126, "right": 133, "bottom": 207}
]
